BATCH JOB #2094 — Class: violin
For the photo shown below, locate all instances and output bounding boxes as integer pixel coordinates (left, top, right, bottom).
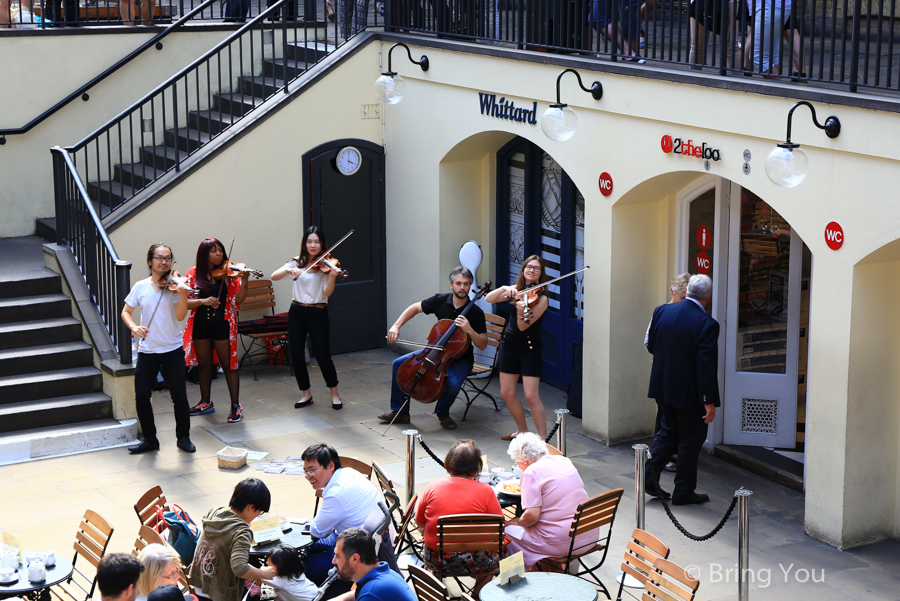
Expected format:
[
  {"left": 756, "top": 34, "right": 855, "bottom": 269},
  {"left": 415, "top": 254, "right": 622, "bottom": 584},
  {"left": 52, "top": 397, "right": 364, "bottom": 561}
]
[
  {"left": 395, "top": 282, "right": 492, "bottom": 404},
  {"left": 157, "top": 269, "right": 197, "bottom": 294},
  {"left": 307, "top": 253, "right": 349, "bottom": 279},
  {"left": 516, "top": 266, "right": 591, "bottom": 324},
  {"left": 211, "top": 260, "right": 263, "bottom": 279}
]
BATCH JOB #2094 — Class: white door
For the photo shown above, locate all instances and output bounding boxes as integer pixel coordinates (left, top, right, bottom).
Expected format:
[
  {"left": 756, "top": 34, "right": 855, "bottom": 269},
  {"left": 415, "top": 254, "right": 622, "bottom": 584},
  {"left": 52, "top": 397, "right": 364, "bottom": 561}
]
[{"left": 722, "top": 184, "right": 801, "bottom": 448}]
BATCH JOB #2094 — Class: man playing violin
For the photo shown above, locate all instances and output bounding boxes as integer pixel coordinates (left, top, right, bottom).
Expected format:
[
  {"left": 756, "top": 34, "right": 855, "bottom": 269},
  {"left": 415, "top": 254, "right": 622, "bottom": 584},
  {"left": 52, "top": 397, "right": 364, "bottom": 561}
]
[
  {"left": 121, "top": 243, "right": 195, "bottom": 454},
  {"left": 377, "top": 266, "right": 488, "bottom": 430}
]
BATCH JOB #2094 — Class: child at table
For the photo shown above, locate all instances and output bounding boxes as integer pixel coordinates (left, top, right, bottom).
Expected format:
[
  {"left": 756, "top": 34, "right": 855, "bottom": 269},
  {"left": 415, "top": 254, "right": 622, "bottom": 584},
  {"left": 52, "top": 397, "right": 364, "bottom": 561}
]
[{"left": 262, "top": 546, "right": 318, "bottom": 601}]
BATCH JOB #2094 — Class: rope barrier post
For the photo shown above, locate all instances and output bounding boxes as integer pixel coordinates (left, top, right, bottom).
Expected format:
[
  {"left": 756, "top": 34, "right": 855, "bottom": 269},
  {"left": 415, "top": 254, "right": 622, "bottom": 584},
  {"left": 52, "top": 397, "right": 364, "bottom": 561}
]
[
  {"left": 633, "top": 444, "right": 649, "bottom": 530},
  {"left": 554, "top": 408, "right": 569, "bottom": 455},
  {"left": 737, "top": 488, "right": 753, "bottom": 601},
  {"left": 403, "top": 429, "right": 418, "bottom": 507}
]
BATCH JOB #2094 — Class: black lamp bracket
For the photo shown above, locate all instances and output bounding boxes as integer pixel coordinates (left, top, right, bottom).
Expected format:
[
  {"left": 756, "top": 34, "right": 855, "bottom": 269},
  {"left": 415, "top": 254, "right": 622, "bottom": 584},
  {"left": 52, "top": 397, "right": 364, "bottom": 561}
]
[
  {"left": 552, "top": 68, "right": 603, "bottom": 109},
  {"left": 779, "top": 101, "right": 841, "bottom": 149},
  {"left": 382, "top": 43, "right": 429, "bottom": 77}
]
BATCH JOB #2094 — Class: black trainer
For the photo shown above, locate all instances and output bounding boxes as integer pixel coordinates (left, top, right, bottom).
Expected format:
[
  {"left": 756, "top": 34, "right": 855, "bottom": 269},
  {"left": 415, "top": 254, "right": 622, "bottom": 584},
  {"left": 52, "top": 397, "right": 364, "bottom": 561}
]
[
  {"left": 128, "top": 439, "right": 160, "bottom": 454},
  {"left": 177, "top": 437, "right": 197, "bottom": 453}
]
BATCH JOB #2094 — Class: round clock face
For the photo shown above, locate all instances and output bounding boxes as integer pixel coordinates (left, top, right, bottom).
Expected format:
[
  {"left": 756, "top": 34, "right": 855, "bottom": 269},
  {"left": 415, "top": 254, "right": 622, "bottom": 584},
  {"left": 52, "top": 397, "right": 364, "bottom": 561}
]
[{"left": 336, "top": 146, "right": 362, "bottom": 176}]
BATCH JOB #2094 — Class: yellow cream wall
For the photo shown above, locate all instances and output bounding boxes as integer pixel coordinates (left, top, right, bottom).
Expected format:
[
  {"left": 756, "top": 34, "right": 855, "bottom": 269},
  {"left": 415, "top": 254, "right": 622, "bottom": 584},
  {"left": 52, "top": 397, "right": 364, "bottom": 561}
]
[
  {"left": 380, "top": 42, "right": 900, "bottom": 549},
  {"left": 0, "top": 29, "right": 236, "bottom": 238},
  {"left": 107, "top": 44, "right": 383, "bottom": 322}
]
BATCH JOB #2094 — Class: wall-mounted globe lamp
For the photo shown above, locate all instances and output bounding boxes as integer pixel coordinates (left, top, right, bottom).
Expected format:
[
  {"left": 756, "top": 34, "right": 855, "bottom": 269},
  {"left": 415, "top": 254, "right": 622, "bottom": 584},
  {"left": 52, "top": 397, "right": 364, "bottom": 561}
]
[
  {"left": 765, "top": 101, "right": 841, "bottom": 188},
  {"left": 541, "top": 68, "right": 603, "bottom": 142},
  {"left": 374, "top": 43, "right": 429, "bottom": 105}
]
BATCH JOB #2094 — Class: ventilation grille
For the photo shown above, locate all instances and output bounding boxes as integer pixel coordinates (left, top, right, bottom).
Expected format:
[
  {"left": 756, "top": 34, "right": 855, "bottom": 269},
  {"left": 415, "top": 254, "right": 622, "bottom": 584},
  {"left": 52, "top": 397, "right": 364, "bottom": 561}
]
[
  {"left": 741, "top": 398, "right": 778, "bottom": 434},
  {"left": 542, "top": 332, "right": 556, "bottom": 364}
]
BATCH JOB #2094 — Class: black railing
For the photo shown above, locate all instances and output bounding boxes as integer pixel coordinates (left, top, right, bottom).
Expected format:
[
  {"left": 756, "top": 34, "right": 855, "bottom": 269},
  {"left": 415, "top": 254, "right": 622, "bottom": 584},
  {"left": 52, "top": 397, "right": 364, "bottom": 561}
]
[
  {"left": 61, "top": 0, "right": 378, "bottom": 215},
  {"left": 386, "top": 0, "right": 900, "bottom": 94},
  {"left": 51, "top": 147, "right": 133, "bottom": 365},
  {"left": 0, "top": 0, "right": 218, "bottom": 142}
]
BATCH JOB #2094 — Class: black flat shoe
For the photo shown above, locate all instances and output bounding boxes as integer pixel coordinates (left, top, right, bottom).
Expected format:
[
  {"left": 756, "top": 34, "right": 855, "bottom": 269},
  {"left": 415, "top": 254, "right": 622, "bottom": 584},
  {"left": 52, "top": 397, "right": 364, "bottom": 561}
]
[
  {"left": 295, "top": 397, "right": 313, "bottom": 409},
  {"left": 332, "top": 397, "right": 343, "bottom": 410},
  {"left": 128, "top": 440, "right": 160, "bottom": 454},
  {"left": 176, "top": 437, "right": 196, "bottom": 453},
  {"left": 672, "top": 493, "right": 710, "bottom": 506},
  {"left": 645, "top": 481, "right": 671, "bottom": 500}
]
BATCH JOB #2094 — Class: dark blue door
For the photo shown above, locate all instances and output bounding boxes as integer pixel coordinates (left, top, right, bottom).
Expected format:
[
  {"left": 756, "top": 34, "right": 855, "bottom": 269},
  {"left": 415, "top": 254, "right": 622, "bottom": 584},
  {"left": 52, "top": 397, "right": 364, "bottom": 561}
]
[{"left": 496, "top": 139, "right": 585, "bottom": 389}]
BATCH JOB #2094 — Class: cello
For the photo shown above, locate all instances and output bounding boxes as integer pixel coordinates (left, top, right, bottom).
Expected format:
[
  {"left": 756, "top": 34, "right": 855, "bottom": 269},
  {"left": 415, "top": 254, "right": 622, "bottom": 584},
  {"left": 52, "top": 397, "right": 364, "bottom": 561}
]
[{"left": 395, "top": 281, "right": 492, "bottom": 404}]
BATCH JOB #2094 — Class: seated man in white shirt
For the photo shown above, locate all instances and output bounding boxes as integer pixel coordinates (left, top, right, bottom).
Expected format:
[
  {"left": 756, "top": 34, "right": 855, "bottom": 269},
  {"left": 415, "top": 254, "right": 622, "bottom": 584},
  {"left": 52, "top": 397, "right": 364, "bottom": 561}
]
[{"left": 301, "top": 444, "right": 381, "bottom": 600}]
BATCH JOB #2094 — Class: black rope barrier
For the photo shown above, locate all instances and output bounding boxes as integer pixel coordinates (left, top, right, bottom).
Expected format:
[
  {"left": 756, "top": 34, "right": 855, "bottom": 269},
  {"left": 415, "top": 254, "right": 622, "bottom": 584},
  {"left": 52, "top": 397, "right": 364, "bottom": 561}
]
[
  {"left": 417, "top": 435, "right": 445, "bottom": 468},
  {"left": 544, "top": 421, "right": 559, "bottom": 443},
  {"left": 646, "top": 459, "right": 739, "bottom": 542}
]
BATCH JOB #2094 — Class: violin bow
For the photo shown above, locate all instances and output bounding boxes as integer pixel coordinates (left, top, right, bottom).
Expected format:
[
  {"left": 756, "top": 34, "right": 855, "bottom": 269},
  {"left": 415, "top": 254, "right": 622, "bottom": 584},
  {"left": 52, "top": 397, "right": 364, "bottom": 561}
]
[
  {"left": 387, "top": 337, "right": 445, "bottom": 351},
  {"left": 301, "top": 229, "right": 355, "bottom": 275},
  {"left": 516, "top": 266, "right": 590, "bottom": 297}
]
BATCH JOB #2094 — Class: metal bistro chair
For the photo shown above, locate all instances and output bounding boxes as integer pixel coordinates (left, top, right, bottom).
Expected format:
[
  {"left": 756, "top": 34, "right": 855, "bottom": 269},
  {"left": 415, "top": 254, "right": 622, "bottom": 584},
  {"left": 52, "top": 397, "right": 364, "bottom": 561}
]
[
  {"left": 131, "top": 525, "right": 168, "bottom": 556},
  {"left": 431, "top": 513, "right": 504, "bottom": 593},
  {"left": 460, "top": 312, "right": 505, "bottom": 421},
  {"left": 50, "top": 510, "right": 114, "bottom": 601},
  {"left": 313, "top": 456, "right": 373, "bottom": 516},
  {"left": 394, "top": 494, "right": 425, "bottom": 571},
  {"left": 372, "top": 461, "right": 408, "bottom": 534},
  {"left": 134, "top": 485, "right": 169, "bottom": 530},
  {"left": 615, "top": 529, "right": 670, "bottom": 601},
  {"left": 643, "top": 558, "right": 700, "bottom": 601},
  {"left": 536, "top": 488, "right": 625, "bottom": 598}
]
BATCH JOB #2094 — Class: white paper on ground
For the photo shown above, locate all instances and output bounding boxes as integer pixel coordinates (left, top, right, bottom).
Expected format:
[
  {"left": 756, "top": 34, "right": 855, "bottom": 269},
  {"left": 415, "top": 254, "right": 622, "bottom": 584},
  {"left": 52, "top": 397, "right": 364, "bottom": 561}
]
[{"left": 246, "top": 451, "right": 269, "bottom": 460}]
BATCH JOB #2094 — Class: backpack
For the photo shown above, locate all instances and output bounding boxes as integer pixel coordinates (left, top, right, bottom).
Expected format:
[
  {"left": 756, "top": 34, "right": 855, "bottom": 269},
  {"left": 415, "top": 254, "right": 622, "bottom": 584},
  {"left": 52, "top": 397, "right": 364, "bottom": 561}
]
[{"left": 156, "top": 504, "right": 200, "bottom": 565}]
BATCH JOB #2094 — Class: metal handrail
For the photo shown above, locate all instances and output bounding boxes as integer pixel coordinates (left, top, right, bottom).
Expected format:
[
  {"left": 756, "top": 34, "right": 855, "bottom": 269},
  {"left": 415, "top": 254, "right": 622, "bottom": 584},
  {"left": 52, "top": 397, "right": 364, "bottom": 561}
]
[
  {"left": 0, "top": 0, "right": 217, "bottom": 144},
  {"left": 51, "top": 146, "right": 133, "bottom": 364}
]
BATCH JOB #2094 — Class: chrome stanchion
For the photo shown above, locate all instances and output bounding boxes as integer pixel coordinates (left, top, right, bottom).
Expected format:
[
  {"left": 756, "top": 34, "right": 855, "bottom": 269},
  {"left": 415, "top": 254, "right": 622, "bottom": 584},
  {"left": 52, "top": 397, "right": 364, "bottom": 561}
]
[
  {"left": 618, "top": 444, "right": 650, "bottom": 592},
  {"left": 555, "top": 408, "right": 569, "bottom": 455},
  {"left": 737, "top": 488, "right": 753, "bottom": 601},
  {"left": 403, "top": 429, "right": 418, "bottom": 507}
]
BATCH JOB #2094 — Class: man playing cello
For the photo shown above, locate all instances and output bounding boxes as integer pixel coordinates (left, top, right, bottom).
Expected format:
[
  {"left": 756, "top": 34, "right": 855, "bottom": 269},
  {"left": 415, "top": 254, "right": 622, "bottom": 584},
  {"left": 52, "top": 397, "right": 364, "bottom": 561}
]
[{"left": 377, "top": 266, "right": 488, "bottom": 430}]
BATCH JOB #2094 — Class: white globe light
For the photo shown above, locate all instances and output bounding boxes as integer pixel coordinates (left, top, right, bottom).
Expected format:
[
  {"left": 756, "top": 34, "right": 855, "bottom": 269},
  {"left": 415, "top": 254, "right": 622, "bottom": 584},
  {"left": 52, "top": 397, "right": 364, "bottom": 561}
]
[
  {"left": 375, "top": 74, "right": 405, "bottom": 105},
  {"left": 541, "top": 105, "right": 577, "bottom": 142},
  {"left": 765, "top": 145, "right": 809, "bottom": 188}
]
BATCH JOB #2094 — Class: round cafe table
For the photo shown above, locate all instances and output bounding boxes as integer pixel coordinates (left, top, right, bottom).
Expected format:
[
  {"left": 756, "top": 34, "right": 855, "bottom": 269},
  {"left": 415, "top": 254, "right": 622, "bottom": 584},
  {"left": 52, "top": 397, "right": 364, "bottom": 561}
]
[
  {"left": 0, "top": 557, "right": 74, "bottom": 601},
  {"left": 480, "top": 572, "right": 598, "bottom": 601},
  {"left": 249, "top": 529, "right": 314, "bottom": 561}
]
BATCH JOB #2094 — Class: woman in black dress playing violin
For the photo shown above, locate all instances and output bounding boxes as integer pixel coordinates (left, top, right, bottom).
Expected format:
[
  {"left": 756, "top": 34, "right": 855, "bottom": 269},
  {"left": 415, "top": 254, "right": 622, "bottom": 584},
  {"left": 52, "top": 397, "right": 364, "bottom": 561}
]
[
  {"left": 271, "top": 227, "right": 345, "bottom": 410},
  {"left": 184, "top": 238, "right": 251, "bottom": 423},
  {"left": 485, "top": 255, "right": 549, "bottom": 441}
]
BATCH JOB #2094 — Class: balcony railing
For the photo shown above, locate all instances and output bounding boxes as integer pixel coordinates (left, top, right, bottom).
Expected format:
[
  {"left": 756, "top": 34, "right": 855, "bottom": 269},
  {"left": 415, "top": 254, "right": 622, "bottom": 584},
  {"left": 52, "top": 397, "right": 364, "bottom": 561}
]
[{"left": 385, "top": 0, "right": 900, "bottom": 93}]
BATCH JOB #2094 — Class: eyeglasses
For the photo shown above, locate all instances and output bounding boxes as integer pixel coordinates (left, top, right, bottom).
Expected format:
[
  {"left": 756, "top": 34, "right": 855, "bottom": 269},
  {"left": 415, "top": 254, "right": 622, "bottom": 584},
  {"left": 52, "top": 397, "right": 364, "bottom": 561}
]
[
  {"left": 524, "top": 265, "right": 541, "bottom": 271},
  {"left": 304, "top": 467, "right": 318, "bottom": 476},
  {"left": 162, "top": 569, "right": 180, "bottom": 580},
  {"left": 153, "top": 256, "right": 173, "bottom": 262}
]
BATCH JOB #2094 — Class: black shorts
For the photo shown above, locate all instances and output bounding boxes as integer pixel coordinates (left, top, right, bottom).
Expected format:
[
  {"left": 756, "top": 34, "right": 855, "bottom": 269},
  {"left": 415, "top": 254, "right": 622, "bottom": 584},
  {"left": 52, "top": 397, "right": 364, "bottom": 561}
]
[
  {"left": 497, "top": 336, "right": 543, "bottom": 378},
  {"left": 192, "top": 309, "right": 230, "bottom": 341}
]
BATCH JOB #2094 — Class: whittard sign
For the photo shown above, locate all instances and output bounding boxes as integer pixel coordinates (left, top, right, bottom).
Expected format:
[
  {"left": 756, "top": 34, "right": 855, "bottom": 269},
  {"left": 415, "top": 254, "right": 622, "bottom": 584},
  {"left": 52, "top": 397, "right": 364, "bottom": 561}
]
[{"left": 479, "top": 93, "right": 538, "bottom": 125}]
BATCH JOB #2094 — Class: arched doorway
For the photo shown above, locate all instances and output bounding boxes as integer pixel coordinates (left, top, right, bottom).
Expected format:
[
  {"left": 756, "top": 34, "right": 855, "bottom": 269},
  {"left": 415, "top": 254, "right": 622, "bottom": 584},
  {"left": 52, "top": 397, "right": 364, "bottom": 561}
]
[{"left": 496, "top": 137, "right": 585, "bottom": 389}]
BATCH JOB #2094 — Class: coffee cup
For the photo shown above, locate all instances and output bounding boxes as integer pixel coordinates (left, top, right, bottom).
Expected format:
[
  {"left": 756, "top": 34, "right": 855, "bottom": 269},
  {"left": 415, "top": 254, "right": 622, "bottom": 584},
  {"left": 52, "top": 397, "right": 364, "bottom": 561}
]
[
  {"left": 0, "top": 567, "right": 16, "bottom": 583},
  {"left": 512, "top": 466, "right": 523, "bottom": 478},
  {"left": 42, "top": 550, "right": 55, "bottom": 567},
  {"left": 24, "top": 552, "right": 42, "bottom": 565},
  {"left": 27, "top": 560, "right": 45, "bottom": 582},
  {"left": 477, "top": 471, "right": 491, "bottom": 483}
]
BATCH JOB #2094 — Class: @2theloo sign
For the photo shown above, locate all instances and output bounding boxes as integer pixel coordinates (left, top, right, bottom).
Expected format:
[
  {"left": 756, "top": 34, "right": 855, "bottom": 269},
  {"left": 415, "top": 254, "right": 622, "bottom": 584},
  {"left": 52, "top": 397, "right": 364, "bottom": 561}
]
[{"left": 661, "top": 134, "right": 721, "bottom": 161}]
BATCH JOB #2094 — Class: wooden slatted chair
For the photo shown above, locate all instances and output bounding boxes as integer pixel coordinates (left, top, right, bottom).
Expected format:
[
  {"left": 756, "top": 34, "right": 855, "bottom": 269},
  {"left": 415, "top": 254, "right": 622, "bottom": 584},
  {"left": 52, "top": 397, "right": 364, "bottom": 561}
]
[
  {"left": 615, "top": 529, "right": 670, "bottom": 601},
  {"left": 643, "top": 558, "right": 700, "bottom": 601},
  {"left": 238, "top": 280, "right": 291, "bottom": 381},
  {"left": 371, "top": 461, "right": 405, "bottom": 533},
  {"left": 314, "top": 457, "right": 374, "bottom": 516},
  {"left": 131, "top": 525, "right": 168, "bottom": 556},
  {"left": 409, "top": 564, "right": 450, "bottom": 601},
  {"left": 393, "top": 494, "right": 424, "bottom": 565},
  {"left": 460, "top": 312, "right": 505, "bottom": 420},
  {"left": 536, "top": 488, "right": 625, "bottom": 598},
  {"left": 134, "top": 485, "right": 168, "bottom": 530},
  {"left": 178, "top": 568, "right": 196, "bottom": 595},
  {"left": 431, "top": 513, "right": 505, "bottom": 591},
  {"left": 546, "top": 443, "right": 564, "bottom": 456},
  {"left": 51, "top": 510, "right": 114, "bottom": 601}
]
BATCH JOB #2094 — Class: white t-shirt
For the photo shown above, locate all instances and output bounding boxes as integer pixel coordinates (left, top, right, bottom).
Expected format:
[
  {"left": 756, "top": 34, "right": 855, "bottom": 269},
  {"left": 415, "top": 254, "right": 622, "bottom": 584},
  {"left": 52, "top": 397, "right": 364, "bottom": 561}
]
[
  {"left": 279, "top": 259, "right": 330, "bottom": 305},
  {"left": 262, "top": 573, "right": 318, "bottom": 601},
  {"left": 124, "top": 277, "right": 184, "bottom": 354}
]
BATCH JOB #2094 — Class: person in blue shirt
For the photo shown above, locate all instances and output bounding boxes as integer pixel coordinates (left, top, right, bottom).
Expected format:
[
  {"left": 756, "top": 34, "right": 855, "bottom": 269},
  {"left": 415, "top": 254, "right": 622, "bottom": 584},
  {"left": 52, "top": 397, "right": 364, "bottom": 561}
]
[{"left": 329, "top": 529, "right": 415, "bottom": 601}]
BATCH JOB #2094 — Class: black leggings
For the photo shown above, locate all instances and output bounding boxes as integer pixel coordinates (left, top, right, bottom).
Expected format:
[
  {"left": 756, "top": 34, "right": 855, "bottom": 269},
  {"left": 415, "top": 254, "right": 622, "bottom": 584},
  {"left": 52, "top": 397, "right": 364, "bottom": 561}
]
[{"left": 288, "top": 304, "right": 339, "bottom": 391}]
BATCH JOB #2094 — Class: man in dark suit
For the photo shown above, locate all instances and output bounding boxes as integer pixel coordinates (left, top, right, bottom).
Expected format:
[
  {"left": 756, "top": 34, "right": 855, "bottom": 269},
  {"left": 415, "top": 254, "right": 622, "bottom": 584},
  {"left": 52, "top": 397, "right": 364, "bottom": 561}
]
[{"left": 645, "top": 274, "right": 720, "bottom": 505}]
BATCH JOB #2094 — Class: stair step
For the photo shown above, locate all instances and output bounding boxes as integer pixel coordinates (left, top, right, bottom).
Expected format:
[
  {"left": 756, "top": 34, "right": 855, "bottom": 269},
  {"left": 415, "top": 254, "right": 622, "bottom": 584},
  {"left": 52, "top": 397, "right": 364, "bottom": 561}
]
[
  {"left": 215, "top": 92, "right": 263, "bottom": 118},
  {"left": 86, "top": 181, "right": 134, "bottom": 213},
  {"left": 0, "top": 293, "right": 72, "bottom": 325},
  {"left": 262, "top": 58, "right": 307, "bottom": 81},
  {"left": 0, "top": 317, "right": 83, "bottom": 350},
  {"left": 0, "top": 273, "right": 61, "bottom": 300},
  {"left": 0, "top": 366, "right": 102, "bottom": 404},
  {"left": 164, "top": 127, "right": 213, "bottom": 153},
  {"left": 0, "top": 393, "right": 112, "bottom": 434},
  {"left": 284, "top": 41, "right": 331, "bottom": 63},
  {"left": 0, "top": 418, "right": 137, "bottom": 465},
  {"left": 188, "top": 110, "right": 239, "bottom": 136},
  {"left": 140, "top": 145, "right": 190, "bottom": 171},
  {"left": 114, "top": 163, "right": 169, "bottom": 190},
  {"left": 0, "top": 341, "right": 93, "bottom": 377},
  {"left": 238, "top": 75, "right": 286, "bottom": 98},
  {"left": 36, "top": 218, "right": 57, "bottom": 243}
]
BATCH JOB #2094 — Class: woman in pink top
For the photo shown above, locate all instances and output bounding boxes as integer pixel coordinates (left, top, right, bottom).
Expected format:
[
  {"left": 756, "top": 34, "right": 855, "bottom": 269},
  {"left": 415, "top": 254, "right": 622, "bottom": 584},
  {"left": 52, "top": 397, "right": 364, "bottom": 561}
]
[{"left": 505, "top": 433, "right": 598, "bottom": 570}]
